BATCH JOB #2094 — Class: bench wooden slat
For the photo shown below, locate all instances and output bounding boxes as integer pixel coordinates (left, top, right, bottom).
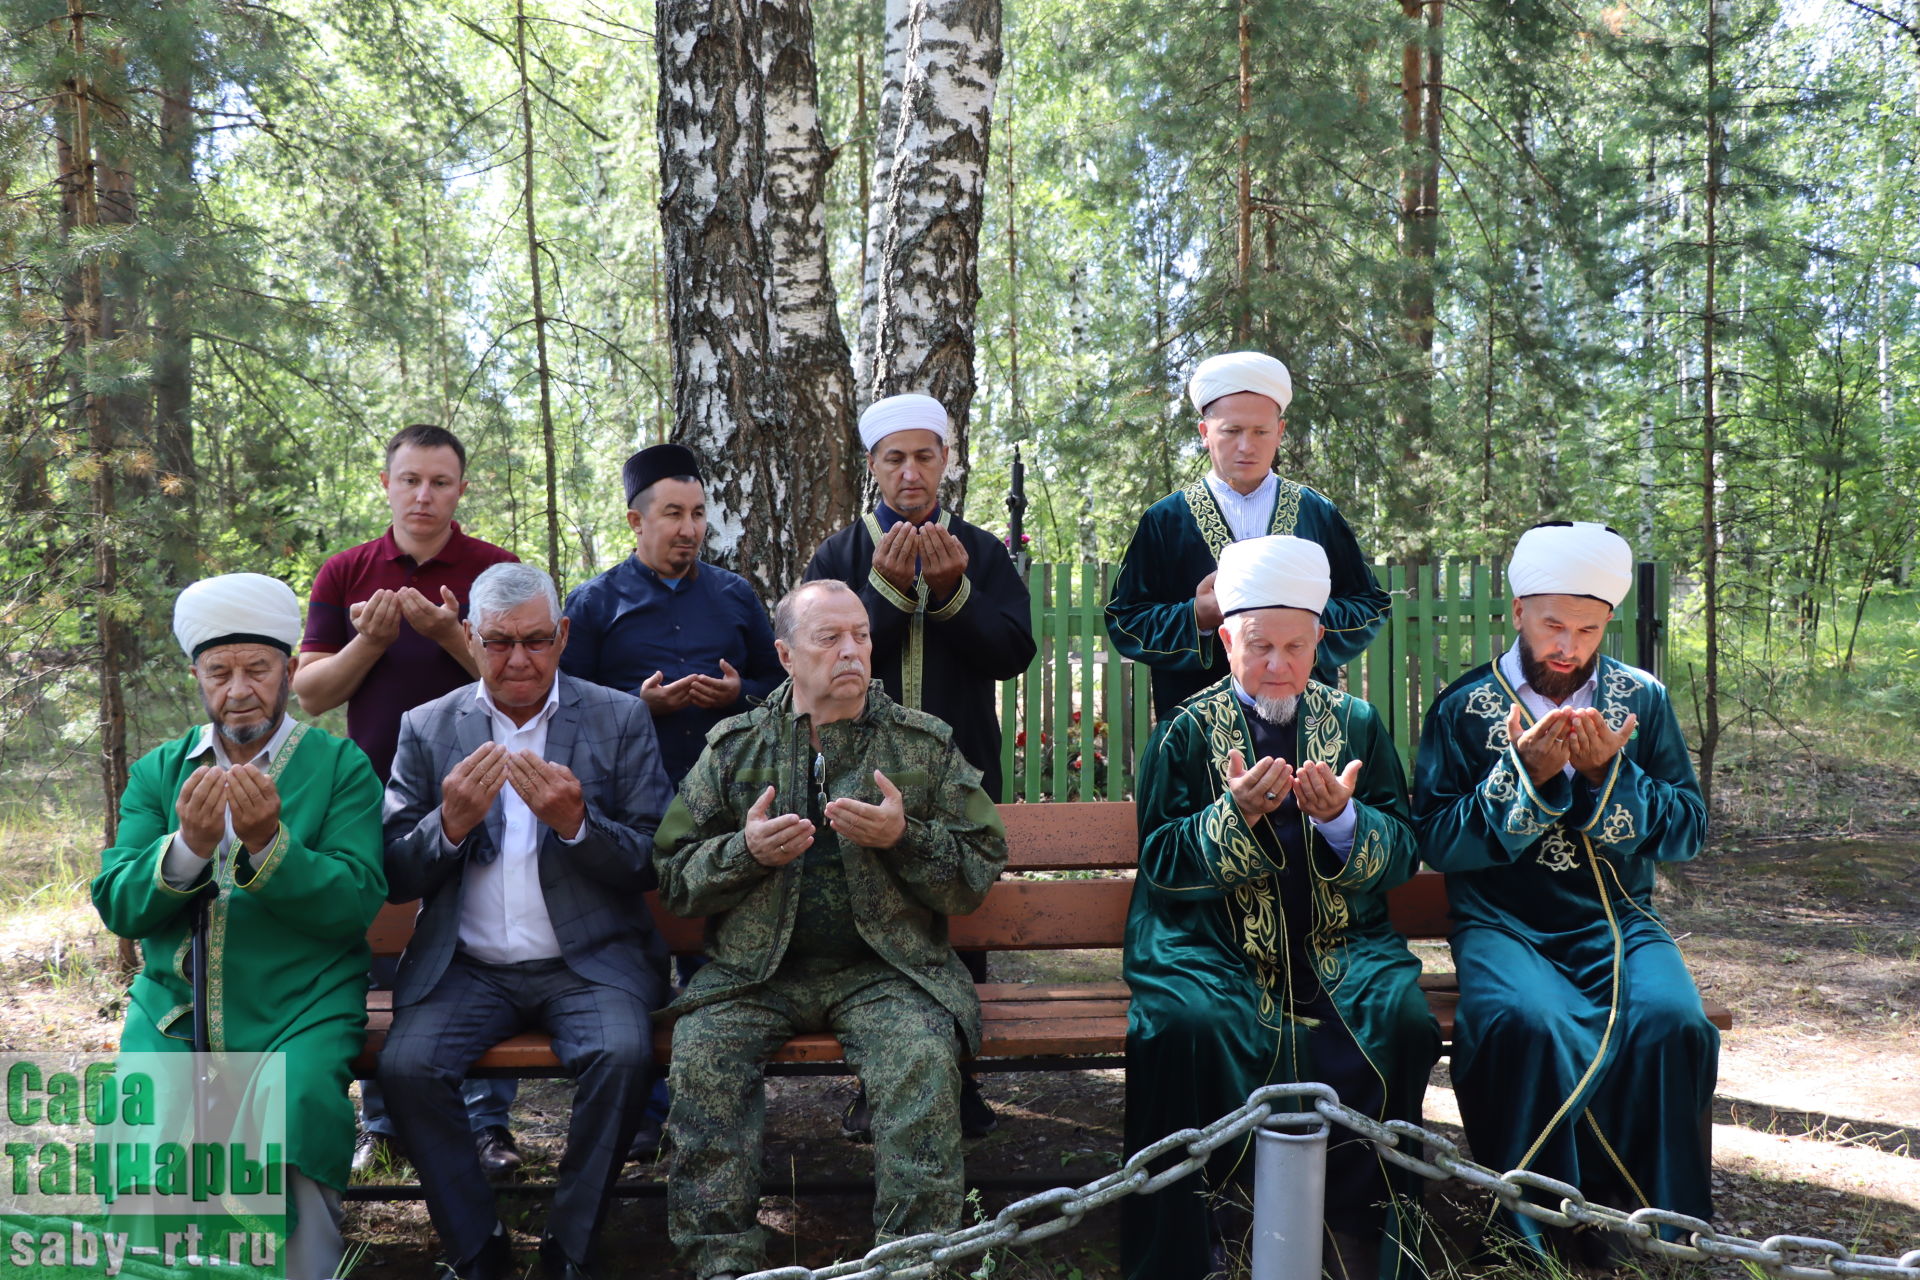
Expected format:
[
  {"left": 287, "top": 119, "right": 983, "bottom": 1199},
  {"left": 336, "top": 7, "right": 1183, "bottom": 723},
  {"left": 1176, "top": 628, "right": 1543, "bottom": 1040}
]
[
  {"left": 358, "top": 804, "right": 1733, "bottom": 1082},
  {"left": 1002, "top": 802, "right": 1139, "bottom": 871}
]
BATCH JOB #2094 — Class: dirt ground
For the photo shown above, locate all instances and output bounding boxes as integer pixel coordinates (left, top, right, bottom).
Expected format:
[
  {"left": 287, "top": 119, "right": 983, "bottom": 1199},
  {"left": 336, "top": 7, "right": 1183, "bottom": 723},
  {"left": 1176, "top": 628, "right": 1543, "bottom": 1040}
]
[{"left": 4, "top": 826, "right": 1917, "bottom": 1278}]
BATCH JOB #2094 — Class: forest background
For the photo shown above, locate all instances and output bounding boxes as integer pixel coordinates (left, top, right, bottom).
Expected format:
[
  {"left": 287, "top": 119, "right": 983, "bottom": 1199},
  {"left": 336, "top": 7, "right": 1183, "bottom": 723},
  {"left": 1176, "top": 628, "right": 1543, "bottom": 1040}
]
[{"left": 2, "top": 0, "right": 1918, "bottom": 838}]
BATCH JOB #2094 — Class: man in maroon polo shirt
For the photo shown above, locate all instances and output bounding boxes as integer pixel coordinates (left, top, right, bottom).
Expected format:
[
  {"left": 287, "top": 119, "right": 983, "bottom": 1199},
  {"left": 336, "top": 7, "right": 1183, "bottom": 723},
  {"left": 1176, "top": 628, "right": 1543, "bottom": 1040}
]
[{"left": 294, "top": 422, "right": 522, "bottom": 1176}]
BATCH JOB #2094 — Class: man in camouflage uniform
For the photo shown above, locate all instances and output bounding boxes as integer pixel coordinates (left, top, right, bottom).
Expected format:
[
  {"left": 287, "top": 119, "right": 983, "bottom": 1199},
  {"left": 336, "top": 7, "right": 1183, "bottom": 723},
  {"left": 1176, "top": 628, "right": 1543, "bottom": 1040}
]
[{"left": 656, "top": 578, "right": 1008, "bottom": 1280}]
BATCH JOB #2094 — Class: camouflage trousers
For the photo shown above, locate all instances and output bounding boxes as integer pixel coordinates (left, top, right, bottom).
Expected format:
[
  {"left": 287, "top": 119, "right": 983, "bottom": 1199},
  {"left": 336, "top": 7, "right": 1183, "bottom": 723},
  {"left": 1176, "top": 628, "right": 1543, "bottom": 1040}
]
[{"left": 666, "top": 955, "right": 964, "bottom": 1278}]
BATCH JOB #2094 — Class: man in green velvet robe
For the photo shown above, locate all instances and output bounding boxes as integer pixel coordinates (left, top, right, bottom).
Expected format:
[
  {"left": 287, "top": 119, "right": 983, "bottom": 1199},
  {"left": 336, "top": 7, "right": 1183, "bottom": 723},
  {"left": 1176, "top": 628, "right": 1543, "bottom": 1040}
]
[
  {"left": 1413, "top": 522, "right": 1716, "bottom": 1260},
  {"left": 1105, "top": 351, "right": 1390, "bottom": 714},
  {"left": 92, "top": 573, "right": 388, "bottom": 1280},
  {"left": 1125, "top": 535, "right": 1438, "bottom": 1280}
]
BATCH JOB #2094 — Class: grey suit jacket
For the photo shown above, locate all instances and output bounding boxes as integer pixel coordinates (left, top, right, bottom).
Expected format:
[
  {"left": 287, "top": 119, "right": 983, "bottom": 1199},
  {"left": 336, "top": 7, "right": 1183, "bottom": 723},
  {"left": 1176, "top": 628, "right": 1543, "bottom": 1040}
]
[{"left": 382, "top": 672, "right": 672, "bottom": 1010}]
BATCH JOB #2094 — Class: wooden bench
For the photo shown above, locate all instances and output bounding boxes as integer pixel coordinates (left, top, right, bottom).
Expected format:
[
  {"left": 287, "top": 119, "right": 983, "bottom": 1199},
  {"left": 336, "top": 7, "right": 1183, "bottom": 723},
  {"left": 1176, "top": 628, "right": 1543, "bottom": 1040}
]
[{"left": 351, "top": 800, "right": 1731, "bottom": 1079}]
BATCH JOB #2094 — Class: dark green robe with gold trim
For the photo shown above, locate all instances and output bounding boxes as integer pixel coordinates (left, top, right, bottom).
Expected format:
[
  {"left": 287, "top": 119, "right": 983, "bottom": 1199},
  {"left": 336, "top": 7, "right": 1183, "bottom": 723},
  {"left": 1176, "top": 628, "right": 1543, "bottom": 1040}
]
[
  {"left": 1123, "top": 678, "right": 1438, "bottom": 1280},
  {"left": 1104, "top": 477, "right": 1390, "bottom": 714},
  {"left": 91, "top": 722, "right": 387, "bottom": 1193},
  {"left": 1413, "top": 655, "right": 1716, "bottom": 1247}
]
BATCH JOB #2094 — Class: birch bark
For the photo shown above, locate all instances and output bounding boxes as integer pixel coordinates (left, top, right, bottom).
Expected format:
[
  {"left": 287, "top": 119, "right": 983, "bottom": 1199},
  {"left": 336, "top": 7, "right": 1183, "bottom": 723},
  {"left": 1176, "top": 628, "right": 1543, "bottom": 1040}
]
[
  {"left": 657, "top": 0, "right": 795, "bottom": 599},
  {"left": 866, "top": 0, "right": 1002, "bottom": 514},
  {"left": 762, "top": 0, "right": 861, "bottom": 545}
]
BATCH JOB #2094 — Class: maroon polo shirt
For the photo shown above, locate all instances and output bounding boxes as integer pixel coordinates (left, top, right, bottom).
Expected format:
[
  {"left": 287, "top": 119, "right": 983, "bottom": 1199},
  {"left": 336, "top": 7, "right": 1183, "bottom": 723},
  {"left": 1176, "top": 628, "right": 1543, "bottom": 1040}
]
[{"left": 301, "top": 522, "right": 519, "bottom": 780}]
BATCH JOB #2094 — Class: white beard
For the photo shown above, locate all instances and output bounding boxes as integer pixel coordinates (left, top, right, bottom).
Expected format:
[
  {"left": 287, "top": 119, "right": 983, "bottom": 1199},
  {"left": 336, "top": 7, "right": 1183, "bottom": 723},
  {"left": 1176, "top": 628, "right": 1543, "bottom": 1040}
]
[{"left": 1251, "top": 694, "right": 1299, "bottom": 726}]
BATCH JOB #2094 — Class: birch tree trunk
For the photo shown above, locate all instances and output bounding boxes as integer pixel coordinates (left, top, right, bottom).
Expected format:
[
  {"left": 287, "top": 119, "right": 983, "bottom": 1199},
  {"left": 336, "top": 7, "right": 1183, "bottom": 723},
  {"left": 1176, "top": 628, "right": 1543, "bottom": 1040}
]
[
  {"left": 761, "top": 0, "right": 861, "bottom": 543},
  {"left": 865, "top": 0, "right": 1003, "bottom": 515},
  {"left": 857, "top": 0, "right": 912, "bottom": 395},
  {"left": 657, "top": 0, "right": 802, "bottom": 600}
]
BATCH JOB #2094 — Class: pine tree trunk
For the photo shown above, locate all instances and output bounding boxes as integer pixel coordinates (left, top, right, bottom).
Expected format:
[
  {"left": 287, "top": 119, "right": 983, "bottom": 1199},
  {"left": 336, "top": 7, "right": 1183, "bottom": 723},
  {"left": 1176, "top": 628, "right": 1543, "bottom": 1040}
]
[
  {"left": 514, "top": 0, "right": 562, "bottom": 585},
  {"left": 151, "top": 59, "right": 195, "bottom": 580},
  {"left": 1235, "top": 0, "right": 1252, "bottom": 344},
  {"left": 866, "top": 0, "right": 1003, "bottom": 516},
  {"left": 64, "top": 0, "right": 130, "bottom": 886},
  {"left": 1395, "top": 0, "right": 1441, "bottom": 553},
  {"left": 761, "top": 0, "right": 860, "bottom": 546},
  {"left": 657, "top": 0, "right": 801, "bottom": 600}
]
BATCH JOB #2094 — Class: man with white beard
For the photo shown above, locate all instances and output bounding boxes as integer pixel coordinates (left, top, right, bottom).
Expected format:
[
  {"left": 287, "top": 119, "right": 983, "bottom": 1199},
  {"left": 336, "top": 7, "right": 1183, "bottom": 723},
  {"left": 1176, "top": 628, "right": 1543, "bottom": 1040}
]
[{"left": 1121, "top": 535, "right": 1437, "bottom": 1280}]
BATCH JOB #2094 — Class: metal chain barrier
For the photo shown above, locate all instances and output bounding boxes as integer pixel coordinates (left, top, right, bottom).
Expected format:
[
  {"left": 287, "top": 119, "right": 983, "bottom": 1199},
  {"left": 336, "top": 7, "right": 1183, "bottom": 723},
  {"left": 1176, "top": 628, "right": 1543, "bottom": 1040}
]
[{"left": 738, "top": 1081, "right": 1920, "bottom": 1280}]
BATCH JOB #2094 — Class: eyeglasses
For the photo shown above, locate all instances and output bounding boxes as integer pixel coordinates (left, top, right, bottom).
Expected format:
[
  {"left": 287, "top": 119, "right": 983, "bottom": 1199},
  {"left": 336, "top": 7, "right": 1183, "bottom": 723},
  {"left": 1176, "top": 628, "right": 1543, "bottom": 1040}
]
[{"left": 478, "top": 632, "right": 558, "bottom": 655}]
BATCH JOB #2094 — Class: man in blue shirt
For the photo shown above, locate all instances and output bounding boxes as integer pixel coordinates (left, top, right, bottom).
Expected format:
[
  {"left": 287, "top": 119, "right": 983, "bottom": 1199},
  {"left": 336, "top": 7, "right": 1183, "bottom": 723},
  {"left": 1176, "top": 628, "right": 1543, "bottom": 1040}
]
[
  {"left": 563, "top": 444, "right": 783, "bottom": 787},
  {"left": 562, "top": 444, "right": 783, "bottom": 1161}
]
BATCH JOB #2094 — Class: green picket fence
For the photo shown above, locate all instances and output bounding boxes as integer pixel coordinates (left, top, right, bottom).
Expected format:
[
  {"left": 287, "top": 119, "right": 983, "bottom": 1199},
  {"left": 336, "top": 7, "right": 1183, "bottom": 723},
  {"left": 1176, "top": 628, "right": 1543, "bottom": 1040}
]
[{"left": 997, "top": 559, "right": 1671, "bottom": 802}]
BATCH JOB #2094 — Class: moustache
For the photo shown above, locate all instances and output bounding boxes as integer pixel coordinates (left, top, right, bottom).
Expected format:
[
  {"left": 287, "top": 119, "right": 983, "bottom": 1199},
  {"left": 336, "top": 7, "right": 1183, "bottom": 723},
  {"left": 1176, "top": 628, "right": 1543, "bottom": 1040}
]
[{"left": 833, "top": 661, "right": 866, "bottom": 678}]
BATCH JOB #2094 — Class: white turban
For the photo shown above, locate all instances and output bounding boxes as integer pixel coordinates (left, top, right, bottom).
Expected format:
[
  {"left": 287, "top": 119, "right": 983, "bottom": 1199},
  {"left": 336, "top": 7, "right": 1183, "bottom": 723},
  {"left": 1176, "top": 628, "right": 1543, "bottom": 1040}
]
[
  {"left": 1507, "top": 522, "right": 1634, "bottom": 609},
  {"left": 1187, "top": 351, "right": 1293, "bottom": 416},
  {"left": 173, "top": 573, "right": 303, "bottom": 660},
  {"left": 1216, "top": 535, "right": 1331, "bottom": 618},
  {"left": 859, "top": 394, "right": 951, "bottom": 452}
]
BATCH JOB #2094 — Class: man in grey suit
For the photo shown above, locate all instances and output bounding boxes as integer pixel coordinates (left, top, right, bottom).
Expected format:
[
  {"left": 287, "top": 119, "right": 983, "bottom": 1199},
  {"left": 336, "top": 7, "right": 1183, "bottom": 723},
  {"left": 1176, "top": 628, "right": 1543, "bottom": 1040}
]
[{"left": 380, "top": 561, "right": 673, "bottom": 1280}]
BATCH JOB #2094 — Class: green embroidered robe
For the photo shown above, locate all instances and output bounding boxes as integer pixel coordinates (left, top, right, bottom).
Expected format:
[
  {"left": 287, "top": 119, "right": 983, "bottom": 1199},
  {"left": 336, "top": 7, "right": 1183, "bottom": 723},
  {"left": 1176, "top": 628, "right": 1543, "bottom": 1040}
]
[
  {"left": 1104, "top": 477, "right": 1390, "bottom": 714},
  {"left": 91, "top": 722, "right": 388, "bottom": 1193},
  {"left": 1123, "top": 678, "right": 1438, "bottom": 1280},
  {"left": 1413, "top": 654, "right": 1716, "bottom": 1246}
]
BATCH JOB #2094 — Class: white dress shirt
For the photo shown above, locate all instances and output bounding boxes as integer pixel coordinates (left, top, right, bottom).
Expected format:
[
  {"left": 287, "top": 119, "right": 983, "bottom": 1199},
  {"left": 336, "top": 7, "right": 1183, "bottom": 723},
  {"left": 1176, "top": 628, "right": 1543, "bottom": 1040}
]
[
  {"left": 453, "top": 679, "right": 577, "bottom": 964},
  {"left": 1497, "top": 640, "right": 1599, "bottom": 779},
  {"left": 162, "top": 714, "right": 302, "bottom": 888},
  {"left": 1204, "top": 471, "right": 1279, "bottom": 542}
]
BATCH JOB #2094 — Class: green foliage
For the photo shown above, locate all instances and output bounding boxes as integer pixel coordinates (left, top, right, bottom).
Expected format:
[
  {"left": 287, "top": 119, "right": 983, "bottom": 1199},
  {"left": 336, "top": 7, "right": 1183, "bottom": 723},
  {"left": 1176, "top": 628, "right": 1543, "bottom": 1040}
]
[{"left": 0, "top": 0, "right": 1913, "bottom": 815}]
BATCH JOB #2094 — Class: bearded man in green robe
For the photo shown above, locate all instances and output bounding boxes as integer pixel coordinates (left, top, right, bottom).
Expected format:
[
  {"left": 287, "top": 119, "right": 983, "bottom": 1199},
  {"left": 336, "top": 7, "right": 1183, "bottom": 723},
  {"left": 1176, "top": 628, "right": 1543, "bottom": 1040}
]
[
  {"left": 1124, "top": 535, "right": 1438, "bottom": 1280},
  {"left": 1413, "top": 522, "right": 1716, "bottom": 1261},
  {"left": 92, "top": 573, "right": 388, "bottom": 1280}
]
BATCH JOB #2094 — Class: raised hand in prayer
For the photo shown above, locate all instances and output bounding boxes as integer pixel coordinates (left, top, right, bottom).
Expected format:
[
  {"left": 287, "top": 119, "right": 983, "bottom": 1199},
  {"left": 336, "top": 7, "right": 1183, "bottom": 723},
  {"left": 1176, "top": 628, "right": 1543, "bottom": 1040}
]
[
  {"left": 396, "top": 585, "right": 464, "bottom": 648},
  {"left": 916, "top": 525, "right": 970, "bottom": 603},
  {"left": 1194, "top": 571, "right": 1224, "bottom": 632},
  {"left": 441, "top": 740, "right": 510, "bottom": 845},
  {"left": 640, "top": 669, "right": 700, "bottom": 714},
  {"left": 226, "top": 763, "right": 282, "bottom": 854},
  {"left": 744, "top": 784, "right": 813, "bottom": 867},
  {"left": 349, "top": 589, "right": 403, "bottom": 647},
  {"left": 1224, "top": 747, "right": 1293, "bottom": 823},
  {"left": 686, "top": 658, "right": 742, "bottom": 710},
  {"left": 871, "top": 522, "right": 919, "bottom": 599},
  {"left": 824, "top": 770, "right": 907, "bottom": 850},
  {"left": 176, "top": 765, "right": 228, "bottom": 859},
  {"left": 1566, "top": 708, "right": 1637, "bottom": 785},
  {"left": 1508, "top": 703, "right": 1574, "bottom": 787},
  {"left": 1293, "top": 760, "right": 1363, "bottom": 823},
  {"left": 506, "top": 751, "right": 586, "bottom": 840}
]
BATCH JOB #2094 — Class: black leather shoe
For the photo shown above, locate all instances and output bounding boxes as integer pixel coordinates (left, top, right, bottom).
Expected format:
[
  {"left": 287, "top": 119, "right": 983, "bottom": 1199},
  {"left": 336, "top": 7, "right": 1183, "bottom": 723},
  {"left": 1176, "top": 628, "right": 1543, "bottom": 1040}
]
[
  {"left": 474, "top": 1124, "right": 522, "bottom": 1176},
  {"left": 538, "top": 1235, "right": 594, "bottom": 1280},
  {"left": 448, "top": 1227, "right": 513, "bottom": 1280},
  {"left": 625, "top": 1114, "right": 665, "bottom": 1163},
  {"left": 960, "top": 1075, "right": 998, "bottom": 1139},
  {"left": 840, "top": 1085, "right": 872, "bottom": 1143}
]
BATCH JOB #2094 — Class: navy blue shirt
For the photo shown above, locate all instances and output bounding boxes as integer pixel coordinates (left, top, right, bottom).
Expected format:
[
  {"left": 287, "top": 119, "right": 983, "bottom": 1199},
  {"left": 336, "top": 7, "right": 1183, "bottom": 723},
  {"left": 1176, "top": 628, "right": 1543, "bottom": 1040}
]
[{"left": 561, "top": 556, "right": 781, "bottom": 785}]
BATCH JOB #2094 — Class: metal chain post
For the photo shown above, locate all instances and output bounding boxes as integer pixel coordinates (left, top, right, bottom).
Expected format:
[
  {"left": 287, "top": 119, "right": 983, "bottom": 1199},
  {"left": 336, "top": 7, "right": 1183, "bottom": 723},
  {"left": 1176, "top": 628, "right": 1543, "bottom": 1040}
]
[{"left": 1251, "top": 1109, "right": 1329, "bottom": 1280}]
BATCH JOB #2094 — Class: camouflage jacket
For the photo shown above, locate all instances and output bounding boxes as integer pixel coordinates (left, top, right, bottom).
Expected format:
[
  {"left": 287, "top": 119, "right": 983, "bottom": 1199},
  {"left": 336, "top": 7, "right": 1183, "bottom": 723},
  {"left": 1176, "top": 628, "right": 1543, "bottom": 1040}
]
[{"left": 655, "top": 679, "right": 1008, "bottom": 1051}]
